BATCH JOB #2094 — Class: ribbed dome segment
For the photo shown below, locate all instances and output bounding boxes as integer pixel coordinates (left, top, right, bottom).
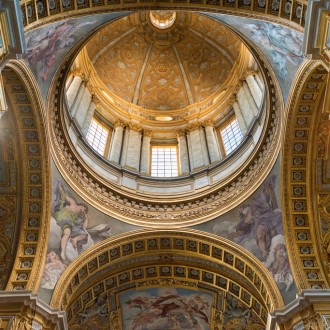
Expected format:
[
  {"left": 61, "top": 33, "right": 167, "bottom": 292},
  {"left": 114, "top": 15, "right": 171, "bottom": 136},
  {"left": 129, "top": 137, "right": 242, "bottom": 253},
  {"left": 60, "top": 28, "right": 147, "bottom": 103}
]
[{"left": 86, "top": 12, "right": 242, "bottom": 111}]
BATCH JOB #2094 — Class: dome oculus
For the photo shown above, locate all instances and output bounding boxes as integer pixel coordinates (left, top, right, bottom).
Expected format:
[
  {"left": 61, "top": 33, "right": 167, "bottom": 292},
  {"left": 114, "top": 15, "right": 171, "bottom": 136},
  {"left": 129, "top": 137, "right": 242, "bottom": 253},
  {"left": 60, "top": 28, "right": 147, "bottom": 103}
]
[{"left": 149, "top": 11, "right": 177, "bottom": 30}]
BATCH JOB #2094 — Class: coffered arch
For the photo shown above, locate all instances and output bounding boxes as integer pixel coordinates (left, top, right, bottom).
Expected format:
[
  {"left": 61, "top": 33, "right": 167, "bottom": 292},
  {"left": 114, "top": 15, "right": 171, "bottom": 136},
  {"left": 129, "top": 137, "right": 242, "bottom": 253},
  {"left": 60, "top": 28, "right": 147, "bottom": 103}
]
[
  {"left": 2, "top": 60, "right": 51, "bottom": 292},
  {"left": 282, "top": 59, "right": 329, "bottom": 291},
  {"left": 50, "top": 229, "right": 283, "bottom": 329}
]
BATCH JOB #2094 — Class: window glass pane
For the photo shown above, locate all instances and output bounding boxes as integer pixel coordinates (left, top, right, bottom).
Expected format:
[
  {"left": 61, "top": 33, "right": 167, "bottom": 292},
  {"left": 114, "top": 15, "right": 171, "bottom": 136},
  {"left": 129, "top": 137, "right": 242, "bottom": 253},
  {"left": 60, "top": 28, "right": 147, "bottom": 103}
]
[
  {"left": 86, "top": 118, "right": 109, "bottom": 156},
  {"left": 151, "top": 146, "right": 178, "bottom": 178},
  {"left": 220, "top": 118, "right": 243, "bottom": 155}
]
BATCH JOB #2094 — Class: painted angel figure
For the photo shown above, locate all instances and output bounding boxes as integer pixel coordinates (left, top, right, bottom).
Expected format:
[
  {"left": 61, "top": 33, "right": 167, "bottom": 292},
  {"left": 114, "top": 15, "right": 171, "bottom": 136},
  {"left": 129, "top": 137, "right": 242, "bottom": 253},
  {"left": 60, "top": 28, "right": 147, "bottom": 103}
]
[
  {"left": 51, "top": 180, "right": 111, "bottom": 262},
  {"left": 52, "top": 181, "right": 89, "bottom": 260}
]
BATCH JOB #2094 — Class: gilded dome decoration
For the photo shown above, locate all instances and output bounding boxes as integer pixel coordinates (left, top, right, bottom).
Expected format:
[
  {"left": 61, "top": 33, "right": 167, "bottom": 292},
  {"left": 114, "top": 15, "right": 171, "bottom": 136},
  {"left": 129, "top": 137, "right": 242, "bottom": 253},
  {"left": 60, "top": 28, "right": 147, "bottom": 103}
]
[{"left": 85, "top": 12, "right": 242, "bottom": 111}]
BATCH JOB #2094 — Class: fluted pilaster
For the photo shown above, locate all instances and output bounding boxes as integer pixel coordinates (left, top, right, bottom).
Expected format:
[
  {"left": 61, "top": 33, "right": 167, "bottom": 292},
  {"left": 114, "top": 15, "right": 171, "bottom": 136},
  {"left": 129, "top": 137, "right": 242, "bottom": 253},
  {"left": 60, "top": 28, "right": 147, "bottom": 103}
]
[
  {"left": 140, "top": 130, "right": 152, "bottom": 174},
  {"left": 66, "top": 75, "right": 82, "bottom": 109},
  {"left": 203, "top": 120, "right": 221, "bottom": 163},
  {"left": 246, "top": 74, "right": 263, "bottom": 108},
  {"left": 81, "top": 97, "right": 97, "bottom": 136},
  {"left": 177, "top": 130, "right": 190, "bottom": 175},
  {"left": 109, "top": 121, "right": 125, "bottom": 164},
  {"left": 232, "top": 99, "right": 248, "bottom": 135}
]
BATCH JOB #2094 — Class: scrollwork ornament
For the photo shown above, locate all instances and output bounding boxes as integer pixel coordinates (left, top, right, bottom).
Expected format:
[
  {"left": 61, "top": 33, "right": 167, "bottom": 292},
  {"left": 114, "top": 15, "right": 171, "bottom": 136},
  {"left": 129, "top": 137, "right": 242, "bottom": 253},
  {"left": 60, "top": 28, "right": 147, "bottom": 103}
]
[
  {"left": 109, "top": 310, "right": 119, "bottom": 330},
  {"left": 213, "top": 309, "right": 223, "bottom": 330},
  {"left": 317, "top": 114, "right": 330, "bottom": 159},
  {"left": 137, "top": 278, "right": 197, "bottom": 288},
  {"left": 303, "top": 313, "right": 323, "bottom": 330}
]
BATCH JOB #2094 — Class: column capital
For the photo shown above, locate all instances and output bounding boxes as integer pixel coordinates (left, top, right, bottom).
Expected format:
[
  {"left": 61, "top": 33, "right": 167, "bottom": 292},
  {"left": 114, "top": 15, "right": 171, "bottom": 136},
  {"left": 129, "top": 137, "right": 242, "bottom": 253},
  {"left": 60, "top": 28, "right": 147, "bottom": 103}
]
[
  {"left": 128, "top": 123, "right": 142, "bottom": 132},
  {"left": 91, "top": 93, "right": 99, "bottom": 104},
  {"left": 114, "top": 120, "right": 126, "bottom": 128},
  {"left": 242, "top": 70, "right": 257, "bottom": 80},
  {"left": 187, "top": 123, "right": 201, "bottom": 132},
  {"left": 227, "top": 95, "right": 237, "bottom": 106},
  {"left": 86, "top": 80, "right": 95, "bottom": 92},
  {"left": 233, "top": 82, "right": 243, "bottom": 95},
  {"left": 177, "top": 129, "right": 187, "bottom": 137},
  {"left": 70, "top": 69, "right": 85, "bottom": 80},
  {"left": 202, "top": 119, "right": 215, "bottom": 128},
  {"left": 143, "top": 129, "right": 152, "bottom": 137}
]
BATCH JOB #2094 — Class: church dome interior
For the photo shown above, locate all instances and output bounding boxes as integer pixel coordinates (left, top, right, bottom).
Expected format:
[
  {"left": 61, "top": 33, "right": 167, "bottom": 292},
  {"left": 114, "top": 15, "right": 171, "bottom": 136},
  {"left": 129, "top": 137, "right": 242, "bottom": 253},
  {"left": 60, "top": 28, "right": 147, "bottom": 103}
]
[
  {"left": 0, "top": 1, "right": 330, "bottom": 329},
  {"left": 59, "top": 12, "right": 277, "bottom": 229}
]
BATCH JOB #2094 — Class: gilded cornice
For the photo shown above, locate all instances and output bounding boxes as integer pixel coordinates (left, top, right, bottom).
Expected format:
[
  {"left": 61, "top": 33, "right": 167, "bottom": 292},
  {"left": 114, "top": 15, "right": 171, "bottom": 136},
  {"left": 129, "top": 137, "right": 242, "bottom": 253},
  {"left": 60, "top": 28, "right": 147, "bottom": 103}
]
[
  {"left": 50, "top": 229, "right": 283, "bottom": 325},
  {"left": 48, "top": 37, "right": 283, "bottom": 228},
  {"left": 21, "top": 2, "right": 306, "bottom": 33},
  {"left": 281, "top": 59, "right": 329, "bottom": 292},
  {"left": 3, "top": 60, "right": 51, "bottom": 292}
]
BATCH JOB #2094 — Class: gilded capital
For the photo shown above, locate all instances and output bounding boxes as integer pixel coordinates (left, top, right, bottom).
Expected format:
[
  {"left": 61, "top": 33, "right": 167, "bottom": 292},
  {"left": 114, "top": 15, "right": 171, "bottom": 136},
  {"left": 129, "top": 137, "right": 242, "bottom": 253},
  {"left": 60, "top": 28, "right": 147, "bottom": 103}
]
[
  {"left": 71, "top": 69, "right": 85, "bottom": 80},
  {"left": 128, "top": 123, "right": 142, "bottom": 132},
  {"left": 177, "top": 129, "right": 187, "bottom": 137},
  {"left": 91, "top": 93, "right": 99, "bottom": 104},
  {"left": 114, "top": 120, "right": 126, "bottom": 128},
  {"left": 227, "top": 96, "right": 237, "bottom": 106},
  {"left": 143, "top": 129, "right": 152, "bottom": 137},
  {"left": 187, "top": 123, "right": 201, "bottom": 132},
  {"left": 242, "top": 70, "right": 257, "bottom": 80},
  {"left": 202, "top": 119, "right": 214, "bottom": 128},
  {"left": 233, "top": 82, "right": 243, "bottom": 94}
]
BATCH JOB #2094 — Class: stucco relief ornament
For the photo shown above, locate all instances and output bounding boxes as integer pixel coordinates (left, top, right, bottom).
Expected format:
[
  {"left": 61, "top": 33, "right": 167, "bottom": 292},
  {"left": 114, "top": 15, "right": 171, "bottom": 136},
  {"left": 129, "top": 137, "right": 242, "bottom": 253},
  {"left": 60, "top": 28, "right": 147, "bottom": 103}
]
[
  {"left": 48, "top": 0, "right": 56, "bottom": 9},
  {"left": 155, "top": 212, "right": 175, "bottom": 220},
  {"left": 322, "top": 232, "right": 330, "bottom": 257},
  {"left": 317, "top": 114, "right": 330, "bottom": 158}
]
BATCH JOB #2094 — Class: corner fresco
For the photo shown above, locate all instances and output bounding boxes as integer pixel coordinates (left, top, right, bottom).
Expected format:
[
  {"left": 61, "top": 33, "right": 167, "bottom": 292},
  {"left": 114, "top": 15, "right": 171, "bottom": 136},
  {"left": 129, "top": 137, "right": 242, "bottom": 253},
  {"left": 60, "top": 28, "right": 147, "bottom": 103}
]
[
  {"left": 194, "top": 158, "right": 296, "bottom": 304},
  {"left": 24, "top": 12, "right": 127, "bottom": 99},
  {"left": 120, "top": 287, "right": 214, "bottom": 330},
  {"left": 208, "top": 13, "right": 304, "bottom": 102},
  {"left": 39, "top": 163, "right": 140, "bottom": 302}
]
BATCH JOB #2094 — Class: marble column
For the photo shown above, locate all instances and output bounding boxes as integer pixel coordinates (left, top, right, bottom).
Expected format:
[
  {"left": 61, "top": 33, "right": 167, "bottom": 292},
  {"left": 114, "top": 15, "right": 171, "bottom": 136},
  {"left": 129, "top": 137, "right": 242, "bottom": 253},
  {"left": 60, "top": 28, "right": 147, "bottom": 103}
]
[
  {"left": 187, "top": 124, "right": 210, "bottom": 170},
  {"left": 177, "top": 129, "right": 190, "bottom": 175},
  {"left": 246, "top": 74, "right": 263, "bottom": 108},
  {"left": 66, "top": 75, "right": 83, "bottom": 109},
  {"left": 121, "top": 124, "right": 142, "bottom": 171},
  {"left": 237, "top": 84, "right": 254, "bottom": 127},
  {"left": 71, "top": 82, "right": 88, "bottom": 119},
  {"left": 65, "top": 74, "right": 74, "bottom": 91},
  {"left": 140, "top": 130, "right": 152, "bottom": 174},
  {"left": 109, "top": 121, "right": 125, "bottom": 164},
  {"left": 75, "top": 88, "right": 92, "bottom": 128},
  {"left": 243, "top": 81, "right": 258, "bottom": 117},
  {"left": 81, "top": 96, "right": 97, "bottom": 136},
  {"left": 204, "top": 120, "right": 221, "bottom": 163},
  {"left": 232, "top": 99, "right": 248, "bottom": 135}
]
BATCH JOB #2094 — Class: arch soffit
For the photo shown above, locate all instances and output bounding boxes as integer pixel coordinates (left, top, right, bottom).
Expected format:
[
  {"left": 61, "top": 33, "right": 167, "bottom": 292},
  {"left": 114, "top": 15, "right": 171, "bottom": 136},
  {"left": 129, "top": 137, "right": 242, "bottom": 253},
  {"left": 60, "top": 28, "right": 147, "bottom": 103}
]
[
  {"left": 50, "top": 229, "right": 284, "bottom": 318},
  {"left": 3, "top": 60, "right": 51, "bottom": 292},
  {"left": 282, "top": 59, "right": 329, "bottom": 291}
]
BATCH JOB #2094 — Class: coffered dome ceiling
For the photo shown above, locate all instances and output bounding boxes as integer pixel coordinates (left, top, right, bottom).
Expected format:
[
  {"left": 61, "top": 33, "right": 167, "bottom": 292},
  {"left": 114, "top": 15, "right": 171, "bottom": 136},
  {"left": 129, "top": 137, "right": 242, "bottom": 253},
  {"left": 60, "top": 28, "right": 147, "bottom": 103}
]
[{"left": 85, "top": 11, "right": 242, "bottom": 111}]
